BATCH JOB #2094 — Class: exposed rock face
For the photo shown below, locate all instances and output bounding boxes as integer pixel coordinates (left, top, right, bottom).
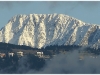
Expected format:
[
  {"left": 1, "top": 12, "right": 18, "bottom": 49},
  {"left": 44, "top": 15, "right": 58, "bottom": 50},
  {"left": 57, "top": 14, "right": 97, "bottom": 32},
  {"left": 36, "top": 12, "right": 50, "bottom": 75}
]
[{"left": 0, "top": 14, "right": 100, "bottom": 49}]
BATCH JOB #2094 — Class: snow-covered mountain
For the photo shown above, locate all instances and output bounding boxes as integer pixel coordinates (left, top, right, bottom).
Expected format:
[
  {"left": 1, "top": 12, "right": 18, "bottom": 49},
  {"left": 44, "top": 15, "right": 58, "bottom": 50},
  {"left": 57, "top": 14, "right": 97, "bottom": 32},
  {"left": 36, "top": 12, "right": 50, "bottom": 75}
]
[{"left": 0, "top": 13, "right": 100, "bottom": 49}]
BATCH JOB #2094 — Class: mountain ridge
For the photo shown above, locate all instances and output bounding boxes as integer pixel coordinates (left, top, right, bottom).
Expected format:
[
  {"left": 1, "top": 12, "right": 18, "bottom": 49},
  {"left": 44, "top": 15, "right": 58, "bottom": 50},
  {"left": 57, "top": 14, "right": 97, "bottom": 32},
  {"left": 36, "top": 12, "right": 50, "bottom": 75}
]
[{"left": 0, "top": 13, "right": 100, "bottom": 49}]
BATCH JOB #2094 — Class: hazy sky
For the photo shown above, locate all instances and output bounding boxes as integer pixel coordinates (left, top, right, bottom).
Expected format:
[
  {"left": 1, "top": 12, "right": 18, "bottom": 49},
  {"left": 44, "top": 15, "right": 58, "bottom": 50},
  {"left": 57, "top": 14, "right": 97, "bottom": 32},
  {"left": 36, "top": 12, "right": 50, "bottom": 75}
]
[{"left": 0, "top": 1, "right": 100, "bottom": 29}]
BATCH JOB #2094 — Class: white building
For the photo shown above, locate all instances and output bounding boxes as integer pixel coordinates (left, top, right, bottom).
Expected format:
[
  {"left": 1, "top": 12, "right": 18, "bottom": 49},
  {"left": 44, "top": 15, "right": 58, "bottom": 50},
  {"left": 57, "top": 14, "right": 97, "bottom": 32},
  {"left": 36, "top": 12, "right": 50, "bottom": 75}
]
[
  {"left": 17, "top": 51, "right": 23, "bottom": 57},
  {"left": 0, "top": 53, "right": 6, "bottom": 58},
  {"left": 8, "top": 53, "right": 14, "bottom": 57},
  {"left": 36, "top": 52, "right": 43, "bottom": 58}
]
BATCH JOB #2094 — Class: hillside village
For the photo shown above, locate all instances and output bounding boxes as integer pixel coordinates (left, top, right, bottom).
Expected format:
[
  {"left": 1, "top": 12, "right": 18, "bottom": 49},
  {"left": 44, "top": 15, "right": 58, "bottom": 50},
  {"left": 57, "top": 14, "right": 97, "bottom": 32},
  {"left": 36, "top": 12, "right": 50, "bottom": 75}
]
[
  {"left": 0, "top": 51, "right": 50, "bottom": 60},
  {"left": 0, "top": 42, "right": 100, "bottom": 61},
  {"left": 0, "top": 43, "right": 100, "bottom": 74},
  {"left": 0, "top": 49, "right": 99, "bottom": 61}
]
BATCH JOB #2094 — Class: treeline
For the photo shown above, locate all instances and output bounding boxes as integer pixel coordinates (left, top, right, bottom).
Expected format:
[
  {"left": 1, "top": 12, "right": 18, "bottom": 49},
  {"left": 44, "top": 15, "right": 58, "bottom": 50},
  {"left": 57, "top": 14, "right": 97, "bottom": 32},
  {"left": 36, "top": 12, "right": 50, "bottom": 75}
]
[
  {"left": 0, "top": 42, "right": 81, "bottom": 51},
  {"left": 0, "top": 42, "right": 100, "bottom": 55},
  {"left": 0, "top": 42, "right": 40, "bottom": 52},
  {"left": 42, "top": 45, "right": 81, "bottom": 51},
  {"left": 42, "top": 45, "right": 100, "bottom": 55},
  {"left": 85, "top": 47, "right": 100, "bottom": 55}
]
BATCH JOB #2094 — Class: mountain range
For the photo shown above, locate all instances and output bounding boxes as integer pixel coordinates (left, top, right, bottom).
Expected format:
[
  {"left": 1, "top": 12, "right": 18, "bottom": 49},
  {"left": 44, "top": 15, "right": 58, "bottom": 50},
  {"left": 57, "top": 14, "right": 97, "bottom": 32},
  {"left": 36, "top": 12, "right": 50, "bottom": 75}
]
[{"left": 0, "top": 13, "right": 100, "bottom": 49}]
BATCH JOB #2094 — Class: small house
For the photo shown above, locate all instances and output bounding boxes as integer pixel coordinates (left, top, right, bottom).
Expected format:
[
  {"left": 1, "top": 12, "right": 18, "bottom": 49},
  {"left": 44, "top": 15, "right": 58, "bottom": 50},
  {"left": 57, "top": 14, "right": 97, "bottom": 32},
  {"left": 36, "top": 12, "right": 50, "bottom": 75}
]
[
  {"left": 8, "top": 52, "right": 14, "bottom": 57},
  {"left": 0, "top": 53, "right": 6, "bottom": 58},
  {"left": 36, "top": 52, "right": 43, "bottom": 58},
  {"left": 17, "top": 51, "right": 23, "bottom": 57}
]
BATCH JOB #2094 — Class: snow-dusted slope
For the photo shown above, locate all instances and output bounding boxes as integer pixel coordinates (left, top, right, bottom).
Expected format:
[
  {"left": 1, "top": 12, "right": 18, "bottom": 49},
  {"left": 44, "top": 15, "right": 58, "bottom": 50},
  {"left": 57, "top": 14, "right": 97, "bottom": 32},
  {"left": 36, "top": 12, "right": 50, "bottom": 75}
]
[{"left": 0, "top": 13, "right": 100, "bottom": 49}]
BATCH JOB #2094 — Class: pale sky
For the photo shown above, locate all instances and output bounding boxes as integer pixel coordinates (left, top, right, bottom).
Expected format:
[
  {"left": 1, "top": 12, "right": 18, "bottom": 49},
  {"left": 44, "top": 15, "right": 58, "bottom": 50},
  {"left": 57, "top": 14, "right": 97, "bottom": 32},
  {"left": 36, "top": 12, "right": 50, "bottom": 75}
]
[{"left": 0, "top": 1, "right": 100, "bottom": 29}]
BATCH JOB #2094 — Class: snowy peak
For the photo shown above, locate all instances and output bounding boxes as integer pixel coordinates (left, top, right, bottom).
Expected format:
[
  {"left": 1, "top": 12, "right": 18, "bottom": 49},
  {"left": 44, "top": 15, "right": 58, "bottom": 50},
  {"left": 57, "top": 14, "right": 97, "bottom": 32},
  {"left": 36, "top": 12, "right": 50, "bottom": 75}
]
[{"left": 0, "top": 14, "right": 100, "bottom": 49}]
